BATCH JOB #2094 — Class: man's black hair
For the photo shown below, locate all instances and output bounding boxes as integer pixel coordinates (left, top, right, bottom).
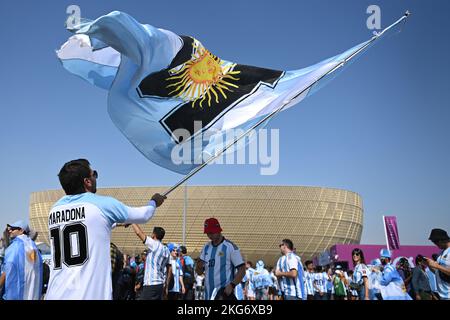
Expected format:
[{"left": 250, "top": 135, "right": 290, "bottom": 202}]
[
  {"left": 58, "top": 159, "right": 92, "bottom": 195},
  {"left": 305, "top": 260, "right": 313, "bottom": 267},
  {"left": 152, "top": 227, "right": 165, "bottom": 240},
  {"left": 179, "top": 245, "right": 187, "bottom": 254},
  {"left": 282, "top": 239, "right": 294, "bottom": 250}
]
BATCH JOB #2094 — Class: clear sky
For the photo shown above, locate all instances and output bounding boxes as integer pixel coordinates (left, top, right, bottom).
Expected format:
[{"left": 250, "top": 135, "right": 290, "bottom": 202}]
[{"left": 0, "top": 0, "right": 449, "bottom": 246}]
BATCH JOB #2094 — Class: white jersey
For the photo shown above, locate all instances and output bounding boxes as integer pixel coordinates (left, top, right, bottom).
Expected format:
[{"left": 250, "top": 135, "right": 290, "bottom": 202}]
[
  {"left": 436, "top": 247, "right": 450, "bottom": 300},
  {"left": 143, "top": 236, "right": 170, "bottom": 286},
  {"left": 353, "top": 263, "right": 370, "bottom": 285},
  {"left": 276, "top": 252, "right": 303, "bottom": 299},
  {"left": 304, "top": 271, "right": 315, "bottom": 295},
  {"left": 168, "top": 257, "right": 183, "bottom": 293},
  {"left": 195, "top": 274, "right": 205, "bottom": 287},
  {"left": 245, "top": 267, "right": 256, "bottom": 295},
  {"left": 199, "top": 238, "right": 244, "bottom": 300},
  {"left": 314, "top": 272, "right": 328, "bottom": 293},
  {"left": 45, "top": 192, "right": 156, "bottom": 300}
]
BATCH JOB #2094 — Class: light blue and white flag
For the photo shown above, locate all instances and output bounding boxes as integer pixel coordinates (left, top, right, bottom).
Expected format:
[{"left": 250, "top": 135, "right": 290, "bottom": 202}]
[
  {"left": 57, "top": 11, "right": 408, "bottom": 174},
  {"left": 2, "top": 235, "right": 43, "bottom": 300}
]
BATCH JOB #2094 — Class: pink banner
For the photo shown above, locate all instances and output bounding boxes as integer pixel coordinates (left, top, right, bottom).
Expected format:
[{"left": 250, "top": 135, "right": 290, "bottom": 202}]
[{"left": 384, "top": 216, "right": 400, "bottom": 250}]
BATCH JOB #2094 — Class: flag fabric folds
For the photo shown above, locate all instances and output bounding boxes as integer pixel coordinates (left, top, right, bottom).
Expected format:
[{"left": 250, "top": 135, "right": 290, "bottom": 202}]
[
  {"left": 2, "top": 235, "right": 43, "bottom": 300},
  {"left": 57, "top": 11, "right": 404, "bottom": 174}
]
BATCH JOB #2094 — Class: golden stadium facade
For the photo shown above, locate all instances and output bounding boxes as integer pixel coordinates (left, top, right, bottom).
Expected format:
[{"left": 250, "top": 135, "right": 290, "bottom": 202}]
[{"left": 29, "top": 186, "right": 363, "bottom": 266}]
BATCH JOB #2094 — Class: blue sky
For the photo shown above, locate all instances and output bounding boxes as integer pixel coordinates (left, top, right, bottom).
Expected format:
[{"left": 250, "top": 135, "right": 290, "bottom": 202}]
[{"left": 0, "top": 0, "right": 449, "bottom": 245}]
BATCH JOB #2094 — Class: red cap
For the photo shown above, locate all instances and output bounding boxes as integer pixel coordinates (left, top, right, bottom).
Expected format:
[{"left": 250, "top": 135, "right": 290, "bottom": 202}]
[{"left": 204, "top": 218, "right": 222, "bottom": 234}]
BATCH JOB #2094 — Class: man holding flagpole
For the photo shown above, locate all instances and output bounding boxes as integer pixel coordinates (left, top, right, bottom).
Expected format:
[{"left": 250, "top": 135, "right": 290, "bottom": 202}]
[{"left": 45, "top": 159, "right": 166, "bottom": 300}]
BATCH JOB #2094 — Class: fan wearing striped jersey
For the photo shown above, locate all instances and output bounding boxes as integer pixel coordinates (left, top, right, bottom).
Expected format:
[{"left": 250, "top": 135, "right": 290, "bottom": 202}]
[{"left": 196, "top": 218, "right": 245, "bottom": 300}]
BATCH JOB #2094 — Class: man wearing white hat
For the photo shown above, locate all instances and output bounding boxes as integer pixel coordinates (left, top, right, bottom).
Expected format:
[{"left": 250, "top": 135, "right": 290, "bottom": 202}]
[
  {"left": 0, "top": 220, "right": 43, "bottom": 300},
  {"left": 376, "top": 248, "right": 411, "bottom": 300}
]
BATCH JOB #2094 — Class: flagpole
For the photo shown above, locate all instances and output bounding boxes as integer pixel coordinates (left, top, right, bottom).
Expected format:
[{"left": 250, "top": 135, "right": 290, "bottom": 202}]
[{"left": 162, "top": 11, "right": 410, "bottom": 197}]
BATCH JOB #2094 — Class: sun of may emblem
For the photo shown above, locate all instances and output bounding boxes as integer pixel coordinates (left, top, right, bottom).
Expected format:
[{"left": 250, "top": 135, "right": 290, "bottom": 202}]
[{"left": 166, "top": 39, "right": 241, "bottom": 108}]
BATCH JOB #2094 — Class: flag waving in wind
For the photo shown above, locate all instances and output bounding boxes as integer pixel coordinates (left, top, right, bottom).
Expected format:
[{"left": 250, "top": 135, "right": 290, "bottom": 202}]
[{"left": 57, "top": 11, "right": 409, "bottom": 175}]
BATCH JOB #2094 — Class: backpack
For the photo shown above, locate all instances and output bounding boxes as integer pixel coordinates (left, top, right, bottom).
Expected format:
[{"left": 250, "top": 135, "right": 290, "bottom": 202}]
[{"left": 180, "top": 256, "right": 195, "bottom": 287}]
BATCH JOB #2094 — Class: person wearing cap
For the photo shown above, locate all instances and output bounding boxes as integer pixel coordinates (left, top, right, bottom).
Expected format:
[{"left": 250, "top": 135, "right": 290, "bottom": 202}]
[
  {"left": 130, "top": 224, "right": 170, "bottom": 300},
  {"left": 0, "top": 220, "right": 43, "bottom": 300},
  {"left": 45, "top": 159, "right": 166, "bottom": 300},
  {"left": 166, "top": 243, "right": 185, "bottom": 300},
  {"left": 377, "top": 248, "right": 411, "bottom": 300},
  {"left": 195, "top": 217, "right": 245, "bottom": 300},
  {"left": 425, "top": 228, "right": 450, "bottom": 300}
]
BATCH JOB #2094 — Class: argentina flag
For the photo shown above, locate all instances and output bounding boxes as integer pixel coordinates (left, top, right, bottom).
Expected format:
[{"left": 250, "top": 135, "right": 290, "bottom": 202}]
[
  {"left": 2, "top": 234, "right": 43, "bottom": 300},
  {"left": 57, "top": 11, "right": 408, "bottom": 174}
]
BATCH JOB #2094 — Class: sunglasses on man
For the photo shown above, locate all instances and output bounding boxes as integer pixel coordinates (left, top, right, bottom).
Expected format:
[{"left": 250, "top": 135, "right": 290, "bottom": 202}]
[{"left": 7, "top": 226, "right": 22, "bottom": 231}]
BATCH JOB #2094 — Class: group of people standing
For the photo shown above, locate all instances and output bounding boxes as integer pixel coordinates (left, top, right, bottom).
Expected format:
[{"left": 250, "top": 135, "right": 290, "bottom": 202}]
[
  {"left": 1, "top": 158, "right": 449, "bottom": 301},
  {"left": 330, "top": 235, "right": 449, "bottom": 301}
]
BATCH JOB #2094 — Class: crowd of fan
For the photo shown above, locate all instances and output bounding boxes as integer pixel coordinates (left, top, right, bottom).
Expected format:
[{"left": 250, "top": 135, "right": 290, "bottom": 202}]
[
  {"left": 107, "top": 243, "right": 442, "bottom": 301},
  {"left": 1, "top": 223, "right": 449, "bottom": 301}
]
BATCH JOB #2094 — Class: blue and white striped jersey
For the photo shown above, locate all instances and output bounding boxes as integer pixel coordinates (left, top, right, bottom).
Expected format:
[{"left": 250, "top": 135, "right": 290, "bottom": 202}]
[
  {"left": 314, "top": 272, "right": 328, "bottom": 293},
  {"left": 199, "top": 238, "right": 244, "bottom": 300},
  {"left": 294, "top": 254, "right": 306, "bottom": 300},
  {"left": 143, "top": 236, "right": 170, "bottom": 286},
  {"left": 276, "top": 252, "right": 303, "bottom": 299},
  {"left": 245, "top": 267, "right": 256, "bottom": 292},
  {"left": 304, "top": 271, "right": 315, "bottom": 295},
  {"left": 436, "top": 247, "right": 450, "bottom": 300},
  {"left": 169, "top": 256, "right": 183, "bottom": 293},
  {"left": 234, "top": 282, "right": 244, "bottom": 300}
]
